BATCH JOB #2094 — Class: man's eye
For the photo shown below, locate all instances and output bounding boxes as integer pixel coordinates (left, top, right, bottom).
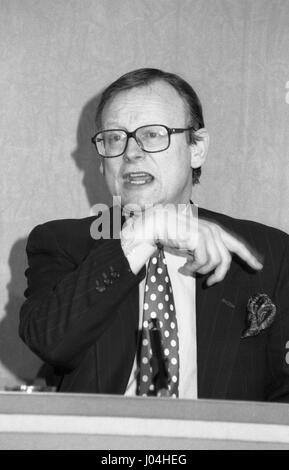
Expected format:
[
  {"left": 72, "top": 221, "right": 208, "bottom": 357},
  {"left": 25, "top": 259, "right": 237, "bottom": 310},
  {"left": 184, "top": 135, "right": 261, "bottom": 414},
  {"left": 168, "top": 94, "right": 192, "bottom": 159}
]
[
  {"left": 148, "top": 132, "right": 158, "bottom": 138},
  {"left": 107, "top": 133, "right": 122, "bottom": 143},
  {"left": 143, "top": 130, "right": 160, "bottom": 139},
  {"left": 112, "top": 134, "right": 121, "bottom": 141}
]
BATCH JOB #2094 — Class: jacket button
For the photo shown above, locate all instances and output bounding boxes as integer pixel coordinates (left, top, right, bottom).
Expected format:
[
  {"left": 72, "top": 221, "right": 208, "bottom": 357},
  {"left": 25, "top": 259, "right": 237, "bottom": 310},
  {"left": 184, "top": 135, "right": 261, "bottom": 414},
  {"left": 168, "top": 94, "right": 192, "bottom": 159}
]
[
  {"left": 109, "top": 266, "right": 120, "bottom": 279},
  {"left": 101, "top": 272, "right": 111, "bottom": 285},
  {"left": 95, "top": 280, "right": 106, "bottom": 292},
  {"left": 96, "top": 286, "right": 106, "bottom": 292},
  {"left": 111, "top": 271, "right": 120, "bottom": 279}
]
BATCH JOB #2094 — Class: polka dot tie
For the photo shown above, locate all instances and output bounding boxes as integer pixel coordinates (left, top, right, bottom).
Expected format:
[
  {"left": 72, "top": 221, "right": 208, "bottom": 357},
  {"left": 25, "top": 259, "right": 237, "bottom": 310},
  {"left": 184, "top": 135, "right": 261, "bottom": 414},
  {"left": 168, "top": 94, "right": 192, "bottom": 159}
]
[{"left": 138, "top": 245, "right": 179, "bottom": 397}]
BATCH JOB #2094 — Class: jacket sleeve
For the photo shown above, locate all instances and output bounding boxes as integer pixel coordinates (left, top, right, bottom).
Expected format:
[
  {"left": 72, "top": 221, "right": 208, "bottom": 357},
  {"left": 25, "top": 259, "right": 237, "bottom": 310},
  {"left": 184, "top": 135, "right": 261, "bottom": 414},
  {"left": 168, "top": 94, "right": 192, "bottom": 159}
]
[
  {"left": 266, "top": 237, "right": 289, "bottom": 402},
  {"left": 19, "top": 223, "right": 145, "bottom": 371}
]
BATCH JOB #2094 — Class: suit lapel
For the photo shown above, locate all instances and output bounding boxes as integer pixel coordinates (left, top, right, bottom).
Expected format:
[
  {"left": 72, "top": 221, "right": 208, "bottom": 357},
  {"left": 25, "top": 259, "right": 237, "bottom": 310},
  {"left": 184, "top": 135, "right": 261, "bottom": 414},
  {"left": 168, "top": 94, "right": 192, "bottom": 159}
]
[
  {"left": 97, "top": 280, "right": 140, "bottom": 394},
  {"left": 196, "top": 261, "right": 246, "bottom": 399},
  {"left": 95, "top": 233, "right": 141, "bottom": 394},
  {"left": 116, "top": 281, "right": 140, "bottom": 391}
]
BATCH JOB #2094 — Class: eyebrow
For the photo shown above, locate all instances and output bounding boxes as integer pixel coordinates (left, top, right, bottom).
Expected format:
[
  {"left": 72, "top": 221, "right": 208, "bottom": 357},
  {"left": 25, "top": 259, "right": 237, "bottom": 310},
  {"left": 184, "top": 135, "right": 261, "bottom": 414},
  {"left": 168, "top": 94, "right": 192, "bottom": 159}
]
[{"left": 102, "top": 121, "right": 126, "bottom": 130}]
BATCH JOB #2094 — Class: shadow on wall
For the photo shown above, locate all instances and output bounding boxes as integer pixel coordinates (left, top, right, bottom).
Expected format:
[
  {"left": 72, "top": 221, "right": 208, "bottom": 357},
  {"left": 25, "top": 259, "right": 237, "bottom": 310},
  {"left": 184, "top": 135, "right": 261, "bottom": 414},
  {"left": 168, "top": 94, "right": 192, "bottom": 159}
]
[
  {"left": 0, "top": 91, "right": 114, "bottom": 387},
  {"left": 71, "top": 92, "right": 112, "bottom": 209},
  {"left": 0, "top": 238, "right": 42, "bottom": 387}
]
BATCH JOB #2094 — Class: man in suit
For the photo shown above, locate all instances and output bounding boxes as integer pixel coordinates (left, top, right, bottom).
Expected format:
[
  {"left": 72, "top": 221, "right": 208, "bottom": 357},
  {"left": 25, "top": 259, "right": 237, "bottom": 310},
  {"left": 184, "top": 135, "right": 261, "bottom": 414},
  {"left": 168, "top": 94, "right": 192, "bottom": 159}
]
[{"left": 19, "top": 68, "right": 289, "bottom": 401}]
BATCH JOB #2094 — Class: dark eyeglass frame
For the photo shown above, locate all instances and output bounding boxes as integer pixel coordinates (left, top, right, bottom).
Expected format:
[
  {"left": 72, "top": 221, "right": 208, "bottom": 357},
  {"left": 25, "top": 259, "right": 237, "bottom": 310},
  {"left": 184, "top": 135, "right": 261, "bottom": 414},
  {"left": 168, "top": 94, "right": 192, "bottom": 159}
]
[{"left": 91, "top": 124, "right": 196, "bottom": 158}]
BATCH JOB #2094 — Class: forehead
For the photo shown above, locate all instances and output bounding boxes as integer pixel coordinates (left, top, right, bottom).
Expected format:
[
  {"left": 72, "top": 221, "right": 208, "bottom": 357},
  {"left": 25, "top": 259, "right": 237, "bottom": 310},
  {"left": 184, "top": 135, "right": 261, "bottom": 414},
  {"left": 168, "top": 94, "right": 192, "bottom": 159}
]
[{"left": 101, "top": 80, "right": 188, "bottom": 128}]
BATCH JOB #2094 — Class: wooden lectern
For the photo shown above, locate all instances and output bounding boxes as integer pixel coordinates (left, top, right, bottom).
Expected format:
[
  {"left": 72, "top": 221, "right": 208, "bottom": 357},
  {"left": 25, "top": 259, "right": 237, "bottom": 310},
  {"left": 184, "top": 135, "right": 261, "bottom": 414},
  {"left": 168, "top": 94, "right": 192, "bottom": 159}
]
[{"left": 0, "top": 392, "right": 289, "bottom": 449}]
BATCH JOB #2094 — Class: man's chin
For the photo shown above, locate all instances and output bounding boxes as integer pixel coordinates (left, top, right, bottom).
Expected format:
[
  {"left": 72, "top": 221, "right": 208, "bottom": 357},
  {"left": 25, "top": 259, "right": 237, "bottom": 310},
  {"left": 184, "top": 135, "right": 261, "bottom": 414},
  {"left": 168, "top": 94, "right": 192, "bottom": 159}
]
[
  {"left": 122, "top": 200, "right": 153, "bottom": 215},
  {"left": 119, "top": 193, "right": 161, "bottom": 214}
]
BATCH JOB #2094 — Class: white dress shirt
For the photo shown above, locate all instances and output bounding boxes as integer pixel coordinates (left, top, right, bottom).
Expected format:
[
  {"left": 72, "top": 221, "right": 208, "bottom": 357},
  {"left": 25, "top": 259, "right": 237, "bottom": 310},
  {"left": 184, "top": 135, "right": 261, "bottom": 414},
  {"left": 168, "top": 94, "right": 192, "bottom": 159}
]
[{"left": 125, "top": 247, "right": 198, "bottom": 399}]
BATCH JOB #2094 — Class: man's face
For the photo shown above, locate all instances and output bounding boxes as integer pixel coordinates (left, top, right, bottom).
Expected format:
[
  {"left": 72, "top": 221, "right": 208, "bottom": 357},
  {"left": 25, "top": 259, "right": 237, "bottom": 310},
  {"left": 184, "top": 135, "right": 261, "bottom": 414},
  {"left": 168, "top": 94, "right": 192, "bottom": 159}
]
[{"left": 100, "top": 80, "right": 195, "bottom": 210}]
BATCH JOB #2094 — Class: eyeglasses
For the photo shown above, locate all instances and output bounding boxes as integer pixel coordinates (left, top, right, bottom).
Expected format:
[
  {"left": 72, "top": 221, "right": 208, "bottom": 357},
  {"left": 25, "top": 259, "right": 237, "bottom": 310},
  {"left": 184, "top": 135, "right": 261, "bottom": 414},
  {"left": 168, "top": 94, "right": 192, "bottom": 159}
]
[{"left": 91, "top": 124, "right": 196, "bottom": 158}]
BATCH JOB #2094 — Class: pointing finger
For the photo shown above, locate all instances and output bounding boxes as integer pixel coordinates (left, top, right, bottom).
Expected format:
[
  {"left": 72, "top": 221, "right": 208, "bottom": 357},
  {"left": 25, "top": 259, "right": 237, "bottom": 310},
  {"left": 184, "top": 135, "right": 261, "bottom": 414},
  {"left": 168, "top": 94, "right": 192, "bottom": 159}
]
[{"left": 220, "top": 230, "right": 263, "bottom": 270}]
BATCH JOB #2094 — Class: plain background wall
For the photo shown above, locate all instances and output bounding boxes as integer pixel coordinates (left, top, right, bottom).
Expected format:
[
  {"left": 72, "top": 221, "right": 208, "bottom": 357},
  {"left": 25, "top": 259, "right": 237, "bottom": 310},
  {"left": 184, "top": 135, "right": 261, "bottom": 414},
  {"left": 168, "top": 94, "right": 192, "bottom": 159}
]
[{"left": 0, "top": 0, "right": 289, "bottom": 389}]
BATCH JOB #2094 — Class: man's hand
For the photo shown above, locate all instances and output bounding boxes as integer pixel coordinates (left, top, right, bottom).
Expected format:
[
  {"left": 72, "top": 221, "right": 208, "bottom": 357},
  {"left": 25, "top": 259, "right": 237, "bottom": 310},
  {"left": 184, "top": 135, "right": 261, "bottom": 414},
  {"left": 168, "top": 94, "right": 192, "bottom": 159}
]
[
  {"left": 121, "top": 205, "right": 263, "bottom": 285},
  {"left": 181, "top": 219, "right": 263, "bottom": 286}
]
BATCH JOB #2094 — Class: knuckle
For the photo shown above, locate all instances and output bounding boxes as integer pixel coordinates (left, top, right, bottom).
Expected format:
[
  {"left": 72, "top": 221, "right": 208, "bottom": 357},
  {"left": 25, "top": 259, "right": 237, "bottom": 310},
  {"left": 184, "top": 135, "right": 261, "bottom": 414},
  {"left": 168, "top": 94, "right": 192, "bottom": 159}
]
[
  {"left": 208, "top": 223, "right": 220, "bottom": 237},
  {"left": 200, "top": 224, "right": 211, "bottom": 237},
  {"left": 208, "top": 251, "right": 221, "bottom": 267}
]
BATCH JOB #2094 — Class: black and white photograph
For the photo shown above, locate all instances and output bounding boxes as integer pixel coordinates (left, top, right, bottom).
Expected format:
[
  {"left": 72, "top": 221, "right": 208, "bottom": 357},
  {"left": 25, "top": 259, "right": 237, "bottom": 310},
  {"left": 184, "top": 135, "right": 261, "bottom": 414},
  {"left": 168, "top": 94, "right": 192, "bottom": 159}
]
[{"left": 0, "top": 0, "right": 289, "bottom": 452}]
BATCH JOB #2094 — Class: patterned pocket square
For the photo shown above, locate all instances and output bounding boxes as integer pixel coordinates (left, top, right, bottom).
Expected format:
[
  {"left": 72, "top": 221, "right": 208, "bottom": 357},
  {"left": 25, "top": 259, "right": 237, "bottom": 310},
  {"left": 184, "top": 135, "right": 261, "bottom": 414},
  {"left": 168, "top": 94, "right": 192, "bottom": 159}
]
[{"left": 241, "top": 293, "right": 276, "bottom": 338}]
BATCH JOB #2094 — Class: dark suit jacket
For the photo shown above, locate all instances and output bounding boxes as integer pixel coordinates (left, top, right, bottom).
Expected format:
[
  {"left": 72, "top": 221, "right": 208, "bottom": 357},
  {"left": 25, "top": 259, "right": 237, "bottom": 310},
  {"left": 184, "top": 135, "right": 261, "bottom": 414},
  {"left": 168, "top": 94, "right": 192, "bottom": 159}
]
[{"left": 19, "top": 208, "right": 289, "bottom": 402}]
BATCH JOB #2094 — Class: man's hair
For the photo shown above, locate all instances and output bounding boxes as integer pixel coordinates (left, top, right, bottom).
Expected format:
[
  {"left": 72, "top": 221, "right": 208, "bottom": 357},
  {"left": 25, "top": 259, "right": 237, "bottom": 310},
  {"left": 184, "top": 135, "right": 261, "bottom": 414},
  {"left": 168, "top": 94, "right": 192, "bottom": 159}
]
[{"left": 95, "top": 68, "right": 205, "bottom": 184}]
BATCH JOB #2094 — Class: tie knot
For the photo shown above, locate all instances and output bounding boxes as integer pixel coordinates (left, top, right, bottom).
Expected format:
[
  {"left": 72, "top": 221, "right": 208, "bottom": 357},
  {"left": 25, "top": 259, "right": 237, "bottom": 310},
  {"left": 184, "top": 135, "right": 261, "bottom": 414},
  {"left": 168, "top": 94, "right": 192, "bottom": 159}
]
[{"left": 156, "top": 241, "right": 164, "bottom": 252}]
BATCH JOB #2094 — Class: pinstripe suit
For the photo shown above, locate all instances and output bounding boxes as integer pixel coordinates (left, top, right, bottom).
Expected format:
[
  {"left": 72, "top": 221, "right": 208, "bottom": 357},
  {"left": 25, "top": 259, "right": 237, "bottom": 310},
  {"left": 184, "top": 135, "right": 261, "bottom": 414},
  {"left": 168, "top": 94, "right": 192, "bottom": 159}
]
[{"left": 19, "top": 208, "right": 289, "bottom": 402}]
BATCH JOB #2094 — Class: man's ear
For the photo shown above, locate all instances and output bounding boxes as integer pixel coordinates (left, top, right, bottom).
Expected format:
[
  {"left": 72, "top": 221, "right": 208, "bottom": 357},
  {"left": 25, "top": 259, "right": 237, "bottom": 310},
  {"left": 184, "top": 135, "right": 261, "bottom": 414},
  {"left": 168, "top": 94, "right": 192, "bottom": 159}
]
[{"left": 190, "top": 128, "right": 209, "bottom": 168}]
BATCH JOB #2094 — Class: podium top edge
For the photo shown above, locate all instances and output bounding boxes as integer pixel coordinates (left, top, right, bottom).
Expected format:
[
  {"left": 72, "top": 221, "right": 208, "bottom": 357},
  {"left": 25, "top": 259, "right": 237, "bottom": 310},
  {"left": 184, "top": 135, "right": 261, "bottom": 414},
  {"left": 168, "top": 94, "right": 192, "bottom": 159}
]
[{"left": 0, "top": 392, "right": 289, "bottom": 425}]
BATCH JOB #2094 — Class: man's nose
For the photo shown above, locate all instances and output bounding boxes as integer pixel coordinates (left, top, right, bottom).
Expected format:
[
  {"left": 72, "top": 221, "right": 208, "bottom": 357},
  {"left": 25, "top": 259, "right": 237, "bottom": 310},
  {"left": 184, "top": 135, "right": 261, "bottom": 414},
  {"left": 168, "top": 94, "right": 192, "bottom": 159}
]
[{"left": 123, "top": 136, "right": 145, "bottom": 161}]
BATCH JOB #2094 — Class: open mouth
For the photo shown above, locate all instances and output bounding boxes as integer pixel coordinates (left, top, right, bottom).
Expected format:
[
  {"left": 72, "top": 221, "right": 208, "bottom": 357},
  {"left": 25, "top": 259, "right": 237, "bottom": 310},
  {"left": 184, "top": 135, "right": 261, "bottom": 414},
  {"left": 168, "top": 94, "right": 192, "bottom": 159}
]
[{"left": 123, "top": 171, "right": 154, "bottom": 185}]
